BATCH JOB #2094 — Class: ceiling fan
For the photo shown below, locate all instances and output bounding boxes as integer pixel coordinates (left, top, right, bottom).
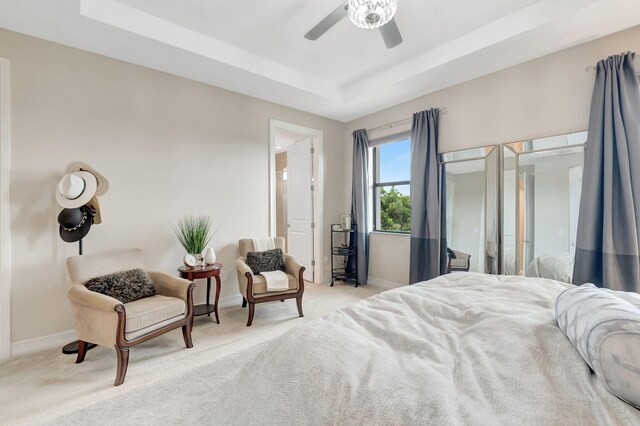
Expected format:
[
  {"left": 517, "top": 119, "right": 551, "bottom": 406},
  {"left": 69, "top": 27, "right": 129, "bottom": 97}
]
[{"left": 304, "top": 0, "right": 403, "bottom": 49}]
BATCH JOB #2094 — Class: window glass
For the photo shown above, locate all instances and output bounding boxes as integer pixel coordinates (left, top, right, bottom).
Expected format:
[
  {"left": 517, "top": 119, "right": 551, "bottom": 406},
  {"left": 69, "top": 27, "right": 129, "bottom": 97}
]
[
  {"left": 376, "top": 185, "right": 411, "bottom": 232},
  {"left": 373, "top": 137, "right": 411, "bottom": 232},
  {"left": 378, "top": 138, "right": 410, "bottom": 182}
]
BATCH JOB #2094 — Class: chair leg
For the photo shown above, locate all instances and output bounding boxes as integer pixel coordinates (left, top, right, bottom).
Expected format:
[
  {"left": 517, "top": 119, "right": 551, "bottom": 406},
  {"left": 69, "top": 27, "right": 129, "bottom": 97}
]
[
  {"left": 296, "top": 296, "right": 304, "bottom": 318},
  {"left": 114, "top": 346, "right": 129, "bottom": 386},
  {"left": 242, "top": 297, "right": 247, "bottom": 308},
  {"left": 246, "top": 302, "right": 255, "bottom": 327},
  {"left": 75, "top": 340, "right": 88, "bottom": 364},
  {"left": 182, "top": 323, "right": 193, "bottom": 348}
]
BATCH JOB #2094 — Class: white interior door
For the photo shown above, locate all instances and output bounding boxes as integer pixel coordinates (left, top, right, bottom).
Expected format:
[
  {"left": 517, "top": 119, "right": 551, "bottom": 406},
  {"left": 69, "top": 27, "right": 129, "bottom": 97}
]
[{"left": 286, "top": 138, "right": 314, "bottom": 281}]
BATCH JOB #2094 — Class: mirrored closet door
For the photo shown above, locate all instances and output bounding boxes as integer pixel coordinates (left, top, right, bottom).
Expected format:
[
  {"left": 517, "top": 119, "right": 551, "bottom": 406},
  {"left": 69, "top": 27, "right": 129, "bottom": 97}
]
[
  {"left": 441, "top": 131, "right": 586, "bottom": 281},
  {"left": 440, "top": 146, "right": 498, "bottom": 274},
  {"left": 502, "top": 131, "right": 587, "bottom": 282}
]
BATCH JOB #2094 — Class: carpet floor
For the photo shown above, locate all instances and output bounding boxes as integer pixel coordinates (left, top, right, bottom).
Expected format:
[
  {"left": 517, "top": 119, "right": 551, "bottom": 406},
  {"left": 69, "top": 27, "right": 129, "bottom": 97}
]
[{"left": 0, "top": 281, "right": 384, "bottom": 425}]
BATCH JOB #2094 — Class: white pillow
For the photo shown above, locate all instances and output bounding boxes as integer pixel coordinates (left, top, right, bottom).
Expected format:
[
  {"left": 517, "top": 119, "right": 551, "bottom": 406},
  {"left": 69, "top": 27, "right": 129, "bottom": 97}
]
[{"left": 555, "top": 284, "right": 640, "bottom": 409}]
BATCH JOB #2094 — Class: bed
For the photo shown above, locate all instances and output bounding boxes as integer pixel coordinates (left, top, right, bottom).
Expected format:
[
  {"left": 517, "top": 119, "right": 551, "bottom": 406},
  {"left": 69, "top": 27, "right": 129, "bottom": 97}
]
[{"left": 216, "top": 273, "right": 640, "bottom": 425}]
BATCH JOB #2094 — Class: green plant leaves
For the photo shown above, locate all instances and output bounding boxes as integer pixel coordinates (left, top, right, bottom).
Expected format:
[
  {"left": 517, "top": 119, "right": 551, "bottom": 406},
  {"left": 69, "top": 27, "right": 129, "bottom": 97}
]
[{"left": 172, "top": 214, "right": 215, "bottom": 254}]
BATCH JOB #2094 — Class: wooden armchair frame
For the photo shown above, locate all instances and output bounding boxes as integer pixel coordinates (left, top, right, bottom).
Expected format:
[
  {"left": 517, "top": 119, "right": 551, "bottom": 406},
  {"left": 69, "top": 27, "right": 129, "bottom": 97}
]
[{"left": 241, "top": 266, "right": 305, "bottom": 326}]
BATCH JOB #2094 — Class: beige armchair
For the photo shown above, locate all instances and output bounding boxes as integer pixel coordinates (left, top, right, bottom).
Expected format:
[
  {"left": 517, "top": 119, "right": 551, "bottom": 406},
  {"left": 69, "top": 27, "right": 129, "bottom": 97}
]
[
  {"left": 236, "top": 238, "right": 305, "bottom": 326},
  {"left": 66, "top": 248, "right": 195, "bottom": 386},
  {"left": 447, "top": 248, "right": 471, "bottom": 273}
]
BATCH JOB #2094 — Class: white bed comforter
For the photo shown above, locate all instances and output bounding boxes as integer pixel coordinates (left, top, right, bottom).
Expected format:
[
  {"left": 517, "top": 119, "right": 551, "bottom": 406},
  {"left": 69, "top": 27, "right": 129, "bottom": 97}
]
[{"left": 218, "top": 273, "right": 640, "bottom": 425}]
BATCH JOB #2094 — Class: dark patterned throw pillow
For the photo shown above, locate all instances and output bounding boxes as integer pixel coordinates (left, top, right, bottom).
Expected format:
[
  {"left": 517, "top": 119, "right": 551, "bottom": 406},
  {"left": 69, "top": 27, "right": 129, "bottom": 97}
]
[
  {"left": 85, "top": 268, "right": 156, "bottom": 304},
  {"left": 246, "top": 248, "right": 285, "bottom": 275}
]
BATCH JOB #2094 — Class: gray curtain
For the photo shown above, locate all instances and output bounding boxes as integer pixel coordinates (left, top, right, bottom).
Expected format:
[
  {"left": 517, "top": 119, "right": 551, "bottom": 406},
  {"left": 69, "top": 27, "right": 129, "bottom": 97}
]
[
  {"left": 409, "top": 109, "right": 447, "bottom": 283},
  {"left": 350, "top": 129, "right": 370, "bottom": 285},
  {"left": 573, "top": 52, "right": 640, "bottom": 292}
]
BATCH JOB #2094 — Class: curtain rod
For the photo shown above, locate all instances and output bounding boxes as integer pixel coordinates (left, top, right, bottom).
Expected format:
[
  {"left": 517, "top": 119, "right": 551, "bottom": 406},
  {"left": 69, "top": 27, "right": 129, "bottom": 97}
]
[
  {"left": 366, "top": 107, "right": 447, "bottom": 133},
  {"left": 585, "top": 57, "right": 639, "bottom": 73}
]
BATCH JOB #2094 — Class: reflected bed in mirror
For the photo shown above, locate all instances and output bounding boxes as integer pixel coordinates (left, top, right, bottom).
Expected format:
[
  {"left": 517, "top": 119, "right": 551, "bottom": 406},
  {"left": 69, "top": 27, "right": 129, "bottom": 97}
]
[{"left": 503, "top": 131, "right": 586, "bottom": 282}]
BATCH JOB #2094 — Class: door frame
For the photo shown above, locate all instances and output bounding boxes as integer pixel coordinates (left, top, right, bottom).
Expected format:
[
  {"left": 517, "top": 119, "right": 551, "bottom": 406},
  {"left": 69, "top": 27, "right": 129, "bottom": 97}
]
[
  {"left": 0, "top": 58, "right": 11, "bottom": 360},
  {"left": 269, "top": 119, "right": 324, "bottom": 283}
]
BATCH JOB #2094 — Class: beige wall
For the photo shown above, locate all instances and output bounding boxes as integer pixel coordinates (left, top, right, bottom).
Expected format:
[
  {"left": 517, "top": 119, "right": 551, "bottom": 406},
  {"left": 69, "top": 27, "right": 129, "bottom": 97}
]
[
  {"left": 0, "top": 28, "right": 347, "bottom": 343},
  {"left": 345, "top": 25, "right": 640, "bottom": 285}
]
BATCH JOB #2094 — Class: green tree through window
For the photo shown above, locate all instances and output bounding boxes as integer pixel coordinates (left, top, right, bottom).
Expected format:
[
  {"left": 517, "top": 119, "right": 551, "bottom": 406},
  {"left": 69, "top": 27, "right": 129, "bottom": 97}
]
[{"left": 379, "top": 186, "right": 411, "bottom": 231}]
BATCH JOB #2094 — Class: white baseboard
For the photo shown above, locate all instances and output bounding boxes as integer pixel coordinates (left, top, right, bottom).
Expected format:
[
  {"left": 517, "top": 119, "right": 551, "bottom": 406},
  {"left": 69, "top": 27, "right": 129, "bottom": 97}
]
[
  {"left": 367, "top": 276, "right": 403, "bottom": 290},
  {"left": 11, "top": 330, "right": 77, "bottom": 357},
  {"left": 8, "top": 295, "right": 254, "bottom": 358}
]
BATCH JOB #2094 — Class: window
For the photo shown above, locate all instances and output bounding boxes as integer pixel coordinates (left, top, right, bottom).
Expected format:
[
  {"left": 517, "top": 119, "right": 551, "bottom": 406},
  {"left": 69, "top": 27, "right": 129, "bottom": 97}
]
[{"left": 373, "top": 135, "right": 411, "bottom": 232}]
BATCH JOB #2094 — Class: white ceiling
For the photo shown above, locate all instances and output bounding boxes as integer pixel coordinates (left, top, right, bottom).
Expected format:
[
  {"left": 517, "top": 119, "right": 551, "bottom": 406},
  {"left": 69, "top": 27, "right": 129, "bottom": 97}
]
[{"left": 0, "top": 0, "right": 639, "bottom": 122}]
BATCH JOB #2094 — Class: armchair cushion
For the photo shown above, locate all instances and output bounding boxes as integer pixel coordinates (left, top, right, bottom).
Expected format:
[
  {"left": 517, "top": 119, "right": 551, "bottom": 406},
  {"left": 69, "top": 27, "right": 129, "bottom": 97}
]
[
  {"left": 85, "top": 268, "right": 156, "bottom": 304},
  {"left": 450, "top": 259, "right": 469, "bottom": 269},
  {"left": 246, "top": 248, "right": 285, "bottom": 275},
  {"left": 124, "top": 295, "right": 186, "bottom": 333},
  {"left": 252, "top": 272, "right": 298, "bottom": 297}
]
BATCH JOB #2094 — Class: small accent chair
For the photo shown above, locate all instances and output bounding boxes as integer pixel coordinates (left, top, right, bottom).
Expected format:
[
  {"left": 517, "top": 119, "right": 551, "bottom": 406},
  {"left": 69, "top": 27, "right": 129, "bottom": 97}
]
[
  {"left": 235, "top": 237, "right": 305, "bottom": 326},
  {"left": 66, "top": 248, "right": 195, "bottom": 386},
  {"left": 447, "top": 248, "right": 471, "bottom": 273}
]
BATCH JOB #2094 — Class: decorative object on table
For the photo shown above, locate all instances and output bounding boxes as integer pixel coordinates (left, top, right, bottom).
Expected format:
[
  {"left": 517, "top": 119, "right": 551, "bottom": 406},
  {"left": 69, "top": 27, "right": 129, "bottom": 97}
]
[
  {"left": 178, "top": 263, "right": 223, "bottom": 323},
  {"left": 183, "top": 253, "right": 199, "bottom": 268},
  {"left": 341, "top": 214, "right": 352, "bottom": 230},
  {"left": 236, "top": 237, "right": 305, "bottom": 326},
  {"left": 173, "top": 214, "right": 218, "bottom": 266},
  {"left": 67, "top": 248, "right": 195, "bottom": 386},
  {"left": 202, "top": 247, "right": 217, "bottom": 265}
]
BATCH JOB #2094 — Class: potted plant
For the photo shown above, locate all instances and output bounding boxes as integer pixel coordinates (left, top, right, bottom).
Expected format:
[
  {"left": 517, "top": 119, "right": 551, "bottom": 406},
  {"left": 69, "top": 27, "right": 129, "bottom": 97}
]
[{"left": 173, "top": 214, "right": 216, "bottom": 267}]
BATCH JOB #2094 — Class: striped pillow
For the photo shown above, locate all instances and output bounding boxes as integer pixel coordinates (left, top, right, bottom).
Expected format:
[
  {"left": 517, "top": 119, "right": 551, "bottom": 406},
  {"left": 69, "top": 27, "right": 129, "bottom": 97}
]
[{"left": 555, "top": 284, "right": 640, "bottom": 409}]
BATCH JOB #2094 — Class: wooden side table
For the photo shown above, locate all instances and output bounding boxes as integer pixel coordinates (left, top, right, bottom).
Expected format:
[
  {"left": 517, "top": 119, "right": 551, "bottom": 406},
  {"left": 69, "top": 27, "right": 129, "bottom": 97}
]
[{"left": 178, "top": 263, "right": 222, "bottom": 324}]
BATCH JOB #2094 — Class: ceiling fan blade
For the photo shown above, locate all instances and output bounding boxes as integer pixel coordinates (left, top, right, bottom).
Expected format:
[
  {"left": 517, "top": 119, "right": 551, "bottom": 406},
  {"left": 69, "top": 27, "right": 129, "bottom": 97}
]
[
  {"left": 379, "top": 18, "right": 403, "bottom": 49},
  {"left": 304, "top": 2, "right": 349, "bottom": 40}
]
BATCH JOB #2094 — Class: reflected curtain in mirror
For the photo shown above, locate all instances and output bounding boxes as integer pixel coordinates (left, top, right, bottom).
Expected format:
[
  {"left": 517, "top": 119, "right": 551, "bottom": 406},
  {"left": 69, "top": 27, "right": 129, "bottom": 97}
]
[
  {"left": 574, "top": 52, "right": 640, "bottom": 292},
  {"left": 350, "top": 129, "right": 370, "bottom": 285},
  {"left": 409, "top": 109, "right": 446, "bottom": 283}
]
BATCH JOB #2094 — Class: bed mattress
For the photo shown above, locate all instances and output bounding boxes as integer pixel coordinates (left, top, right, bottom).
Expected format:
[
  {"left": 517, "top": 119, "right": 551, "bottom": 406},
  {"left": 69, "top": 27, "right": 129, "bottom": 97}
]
[{"left": 216, "top": 273, "right": 640, "bottom": 425}]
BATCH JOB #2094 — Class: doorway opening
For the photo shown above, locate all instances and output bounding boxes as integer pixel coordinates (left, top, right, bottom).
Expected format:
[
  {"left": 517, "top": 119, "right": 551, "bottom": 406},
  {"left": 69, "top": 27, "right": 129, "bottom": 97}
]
[{"left": 269, "top": 120, "right": 323, "bottom": 283}]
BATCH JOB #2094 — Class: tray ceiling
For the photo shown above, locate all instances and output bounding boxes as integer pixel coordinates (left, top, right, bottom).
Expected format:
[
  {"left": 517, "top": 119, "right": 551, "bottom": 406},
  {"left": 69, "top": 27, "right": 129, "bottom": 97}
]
[{"left": 0, "top": 0, "right": 639, "bottom": 121}]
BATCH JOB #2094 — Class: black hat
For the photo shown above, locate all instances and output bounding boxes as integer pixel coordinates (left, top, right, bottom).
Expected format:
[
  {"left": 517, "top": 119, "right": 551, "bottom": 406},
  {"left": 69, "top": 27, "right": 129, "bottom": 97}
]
[{"left": 58, "top": 206, "right": 93, "bottom": 243}]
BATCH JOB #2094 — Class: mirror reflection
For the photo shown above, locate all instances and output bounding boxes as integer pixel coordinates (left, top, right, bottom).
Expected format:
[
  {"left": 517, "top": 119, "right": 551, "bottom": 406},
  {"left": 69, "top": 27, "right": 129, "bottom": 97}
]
[
  {"left": 442, "top": 146, "right": 498, "bottom": 274},
  {"left": 504, "top": 131, "right": 586, "bottom": 282}
]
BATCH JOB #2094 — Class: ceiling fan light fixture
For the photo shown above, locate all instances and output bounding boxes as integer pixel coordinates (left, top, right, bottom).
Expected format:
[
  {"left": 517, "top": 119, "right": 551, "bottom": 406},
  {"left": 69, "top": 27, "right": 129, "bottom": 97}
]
[{"left": 348, "top": 0, "right": 397, "bottom": 30}]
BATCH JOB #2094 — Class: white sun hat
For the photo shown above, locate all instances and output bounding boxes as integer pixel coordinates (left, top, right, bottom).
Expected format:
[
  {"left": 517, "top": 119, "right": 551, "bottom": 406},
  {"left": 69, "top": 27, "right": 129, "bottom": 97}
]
[
  {"left": 56, "top": 171, "right": 98, "bottom": 208},
  {"left": 65, "top": 161, "right": 109, "bottom": 196}
]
